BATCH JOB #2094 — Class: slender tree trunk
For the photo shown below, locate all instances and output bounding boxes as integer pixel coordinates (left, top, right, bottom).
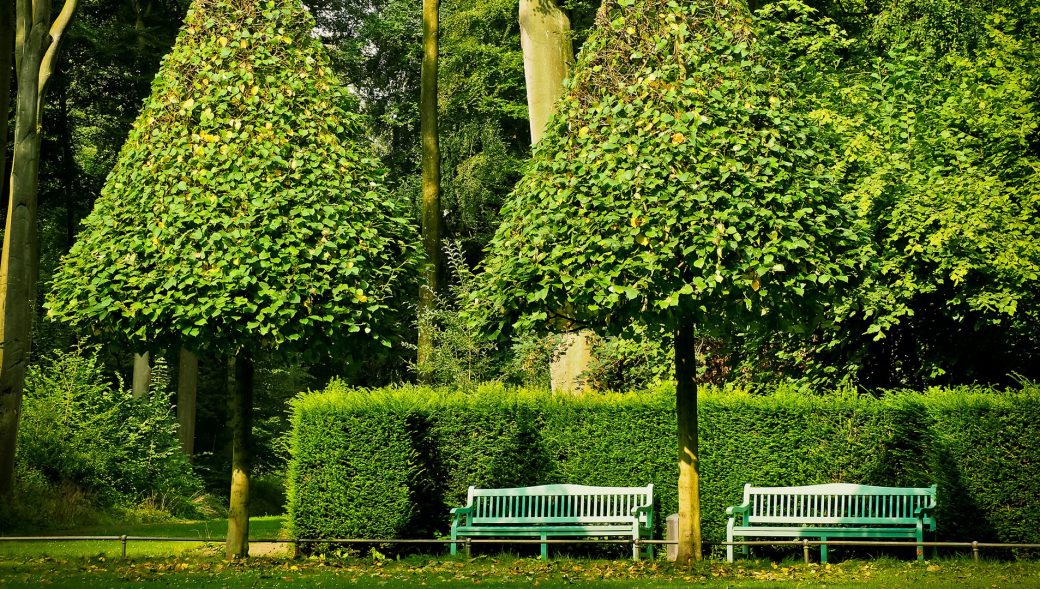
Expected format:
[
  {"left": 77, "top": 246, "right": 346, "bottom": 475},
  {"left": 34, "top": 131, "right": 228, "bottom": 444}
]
[
  {"left": 56, "top": 80, "right": 75, "bottom": 247},
  {"left": 0, "top": 0, "right": 77, "bottom": 498},
  {"left": 176, "top": 348, "right": 197, "bottom": 456},
  {"left": 132, "top": 351, "right": 151, "bottom": 397},
  {"left": 226, "top": 351, "right": 253, "bottom": 560},
  {"left": 519, "top": 0, "right": 573, "bottom": 144},
  {"left": 416, "top": 0, "right": 440, "bottom": 372},
  {"left": 675, "top": 320, "right": 701, "bottom": 564}
]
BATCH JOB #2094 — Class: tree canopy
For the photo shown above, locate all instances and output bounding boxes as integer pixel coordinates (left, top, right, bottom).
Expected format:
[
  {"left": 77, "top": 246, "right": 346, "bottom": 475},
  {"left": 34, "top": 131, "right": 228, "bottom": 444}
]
[
  {"left": 46, "top": 0, "right": 420, "bottom": 358},
  {"left": 476, "top": 0, "right": 860, "bottom": 339}
]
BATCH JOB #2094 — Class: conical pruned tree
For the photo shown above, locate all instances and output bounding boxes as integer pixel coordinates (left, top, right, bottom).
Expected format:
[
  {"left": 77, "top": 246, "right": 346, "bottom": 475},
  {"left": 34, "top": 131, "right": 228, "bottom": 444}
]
[
  {"left": 46, "top": 0, "right": 419, "bottom": 559},
  {"left": 475, "top": 0, "right": 860, "bottom": 563}
]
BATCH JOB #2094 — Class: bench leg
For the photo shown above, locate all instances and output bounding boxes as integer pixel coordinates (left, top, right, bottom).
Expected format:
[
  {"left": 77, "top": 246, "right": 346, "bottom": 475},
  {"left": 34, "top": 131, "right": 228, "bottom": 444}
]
[
  {"left": 450, "top": 529, "right": 458, "bottom": 556},
  {"left": 819, "top": 537, "right": 827, "bottom": 564},
  {"left": 540, "top": 533, "right": 548, "bottom": 560},
  {"left": 916, "top": 525, "right": 925, "bottom": 561}
]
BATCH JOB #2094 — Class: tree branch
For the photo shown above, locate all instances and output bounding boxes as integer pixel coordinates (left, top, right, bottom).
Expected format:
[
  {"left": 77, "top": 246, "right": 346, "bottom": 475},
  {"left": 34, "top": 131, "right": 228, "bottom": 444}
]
[{"left": 38, "top": 0, "right": 76, "bottom": 93}]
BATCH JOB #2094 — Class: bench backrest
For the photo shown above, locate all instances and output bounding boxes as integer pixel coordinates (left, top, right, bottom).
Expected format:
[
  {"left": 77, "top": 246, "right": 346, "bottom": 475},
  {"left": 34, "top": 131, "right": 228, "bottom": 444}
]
[
  {"left": 465, "top": 484, "right": 653, "bottom": 525},
  {"left": 744, "top": 483, "right": 936, "bottom": 527}
]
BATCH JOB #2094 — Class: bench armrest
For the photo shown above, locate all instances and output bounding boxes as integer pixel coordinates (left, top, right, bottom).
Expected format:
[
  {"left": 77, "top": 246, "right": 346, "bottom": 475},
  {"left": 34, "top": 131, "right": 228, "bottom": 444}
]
[
  {"left": 913, "top": 503, "right": 936, "bottom": 530},
  {"left": 726, "top": 503, "right": 750, "bottom": 525},
  {"left": 449, "top": 506, "right": 473, "bottom": 528},
  {"left": 631, "top": 504, "right": 654, "bottom": 530}
]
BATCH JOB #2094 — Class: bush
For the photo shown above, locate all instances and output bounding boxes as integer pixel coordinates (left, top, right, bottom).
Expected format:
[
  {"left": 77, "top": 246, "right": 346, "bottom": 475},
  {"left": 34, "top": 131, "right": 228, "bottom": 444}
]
[
  {"left": 287, "top": 382, "right": 1040, "bottom": 549},
  {"left": 9, "top": 348, "right": 202, "bottom": 527}
]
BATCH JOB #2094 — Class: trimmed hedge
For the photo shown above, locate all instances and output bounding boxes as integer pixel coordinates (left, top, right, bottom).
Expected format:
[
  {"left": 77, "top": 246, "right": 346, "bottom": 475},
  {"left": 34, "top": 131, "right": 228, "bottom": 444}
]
[{"left": 287, "top": 383, "right": 1040, "bottom": 547}]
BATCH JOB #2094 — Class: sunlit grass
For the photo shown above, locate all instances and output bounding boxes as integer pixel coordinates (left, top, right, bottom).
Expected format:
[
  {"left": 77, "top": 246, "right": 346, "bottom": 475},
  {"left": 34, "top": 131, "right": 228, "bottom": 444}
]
[
  {"left": 1, "top": 551, "right": 1040, "bottom": 588},
  {"left": 0, "top": 516, "right": 285, "bottom": 559}
]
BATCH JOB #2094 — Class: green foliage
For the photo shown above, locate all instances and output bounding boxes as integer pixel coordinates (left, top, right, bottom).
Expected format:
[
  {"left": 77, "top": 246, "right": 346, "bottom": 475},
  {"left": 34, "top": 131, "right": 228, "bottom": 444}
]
[
  {"left": 10, "top": 348, "right": 201, "bottom": 527},
  {"left": 287, "top": 382, "right": 1040, "bottom": 547},
  {"left": 312, "top": 0, "right": 600, "bottom": 261},
  {"left": 45, "top": 0, "right": 420, "bottom": 357},
  {"left": 414, "top": 244, "right": 499, "bottom": 388},
  {"left": 755, "top": 2, "right": 1040, "bottom": 386},
  {"left": 476, "top": 0, "right": 860, "bottom": 340}
]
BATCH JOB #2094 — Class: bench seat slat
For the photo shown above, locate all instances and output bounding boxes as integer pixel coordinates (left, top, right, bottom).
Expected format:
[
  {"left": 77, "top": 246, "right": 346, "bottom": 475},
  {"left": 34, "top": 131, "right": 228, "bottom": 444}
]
[
  {"left": 747, "top": 516, "right": 921, "bottom": 525},
  {"left": 732, "top": 526, "right": 923, "bottom": 538}
]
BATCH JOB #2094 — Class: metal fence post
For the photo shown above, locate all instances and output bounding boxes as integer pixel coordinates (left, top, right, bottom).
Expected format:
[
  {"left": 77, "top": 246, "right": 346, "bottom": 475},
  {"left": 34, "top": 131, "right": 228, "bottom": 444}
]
[
  {"left": 120, "top": 535, "right": 128, "bottom": 559},
  {"left": 972, "top": 541, "right": 979, "bottom": 562},
  {"left": 803, "top": 539, "right": 810, "bottom": 564}
]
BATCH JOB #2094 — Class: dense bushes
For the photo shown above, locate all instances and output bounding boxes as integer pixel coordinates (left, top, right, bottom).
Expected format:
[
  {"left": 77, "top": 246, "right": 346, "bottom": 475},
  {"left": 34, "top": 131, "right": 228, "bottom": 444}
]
[
  {"left": 4, "top": 348, "right": 202, "bottom": 529},
  {"left": 288, "top": 382, "right": 1040, "bottom": 548}
]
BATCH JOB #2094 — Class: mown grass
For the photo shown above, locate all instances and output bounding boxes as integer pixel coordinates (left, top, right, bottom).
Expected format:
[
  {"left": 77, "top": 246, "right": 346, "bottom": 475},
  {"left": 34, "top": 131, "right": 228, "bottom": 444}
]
[
  {"left": 2, "top": 554, "right": 1040, "bottom": 588},
  {"left": 0, "top": 516, "right": 285, "bottom": 559}
]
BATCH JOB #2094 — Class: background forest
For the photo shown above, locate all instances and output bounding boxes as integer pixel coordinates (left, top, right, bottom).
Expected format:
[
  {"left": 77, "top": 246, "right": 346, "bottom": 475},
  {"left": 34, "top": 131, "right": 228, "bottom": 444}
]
[{"left": 2, "top": 0, "right": 1038, "bottom": 530}]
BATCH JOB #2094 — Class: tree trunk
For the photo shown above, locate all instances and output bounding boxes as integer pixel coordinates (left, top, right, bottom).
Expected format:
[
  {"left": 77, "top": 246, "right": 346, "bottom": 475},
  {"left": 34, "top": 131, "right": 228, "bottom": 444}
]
[
  {"left": 519, "top": 0, "right": 573, "bottom": 144},
  {"left": 0, "top": 0, "right": 77, "bottom": 498},
  {"left": 132, "top": 352, "right": 151, "bottom": 398},
  {"left": 520, "top": 0, "right": 583, "bottom": 392},
  {"left": 225, "top": 351, "right": 253, "bottom": 560},
  {"left": 674, "top": 320, "right": 701, "bottom": 564},
  {"left": 56, "top": 79, "right": 75, "bottom": 247},
  {"left": 416, "top": 0, "right": 440, "bottom": 372},
  {"left": 176, "top": 348, "right": 197, "bottom": 456},
  {"left": 0, "top": 0, "right": 13, "bottom": 218}
]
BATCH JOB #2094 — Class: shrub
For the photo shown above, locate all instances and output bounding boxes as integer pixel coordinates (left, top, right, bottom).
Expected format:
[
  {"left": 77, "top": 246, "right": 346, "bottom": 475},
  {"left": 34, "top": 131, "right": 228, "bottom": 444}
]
[
  {"left": 287, "top": 382, "right": 1040, "bottom": 549},
  {"left": 11, "top": 347, "right": 202, "bottom": 525}
]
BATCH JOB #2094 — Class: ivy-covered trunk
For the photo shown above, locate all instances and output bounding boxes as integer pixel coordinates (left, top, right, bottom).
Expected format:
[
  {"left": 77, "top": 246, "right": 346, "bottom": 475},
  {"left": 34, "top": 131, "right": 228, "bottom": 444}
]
[
  {"left": 675, "top": 320, "right": 701, "bottom": 563},
  {"left": 226, "top": 352, "right": 253, "bottom": 559},
  {"left": 417, "top": 0, "right": 441, "bottom": 372},
  {"left": 177, "top": 349, "right": 198, "bottom": 456}
]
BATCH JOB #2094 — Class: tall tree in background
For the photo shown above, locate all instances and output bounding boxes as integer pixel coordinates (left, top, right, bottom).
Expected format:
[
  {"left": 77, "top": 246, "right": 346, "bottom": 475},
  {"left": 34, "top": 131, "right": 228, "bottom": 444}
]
[
  {"left": 0, "top": 0, "right": 77, "bottom": 500},
  {"left": 417, "top": 0, "right": 440, "bottom": 370},
  {"left": 475, "top": 0, "right": 861, "bottom": 563},
  {"left": 519, "top": 0, "right": 572, "bottom": 144},
  {"left": 518, "top": 0, "right": 587, "bottom": 392},
  {"left": 46, "top": 0, "right": 419, "bottom": 557}
]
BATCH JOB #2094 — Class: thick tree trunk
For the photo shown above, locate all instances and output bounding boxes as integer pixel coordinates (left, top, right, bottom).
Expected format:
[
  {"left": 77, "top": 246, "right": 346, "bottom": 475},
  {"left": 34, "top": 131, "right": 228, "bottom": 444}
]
[
  {"left": 520, "top": 0, "right": 583, "bottom": 392},
  {"left": 416, "top": 0, "right": 440, "bottom": 372},
  {"left": 519, "top": 0, "right": 573, "bottom": 144},
  {"left": 0, "top": 0, "right": 77, "bottom": 500},
  {"left": 225, "top": 352, "right": 253, "bottom": 560},
  {"left": 674, "top": 320, "right": 701, "bottom": 564},
  {"left": 132, "top": 352, "right": 151, "bottom": 398},
  {"left": 176, "top": 348, "right": 198, "bottom": 456}
]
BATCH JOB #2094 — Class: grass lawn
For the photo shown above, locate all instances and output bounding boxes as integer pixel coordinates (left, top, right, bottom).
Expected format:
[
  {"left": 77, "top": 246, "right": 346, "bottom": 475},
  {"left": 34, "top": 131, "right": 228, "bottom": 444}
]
[
  {"left": 1, "top": 554, "right": 1040, "bottom": 588},
  {"left": 0, "top": 516, "right": 286, "bottom": 559},
  {"left": 3, "top": 522, "right": 1040, "bottom": 587}
]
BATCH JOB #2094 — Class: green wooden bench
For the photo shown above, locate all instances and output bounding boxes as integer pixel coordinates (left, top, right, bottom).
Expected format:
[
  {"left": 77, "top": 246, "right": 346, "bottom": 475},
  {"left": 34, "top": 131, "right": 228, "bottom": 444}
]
[
  {"left": 726, "top": 483, "right": 936, "bottom": 563},
  {"left": 449, "top": 484, "right": 654, "bottom": 560}
]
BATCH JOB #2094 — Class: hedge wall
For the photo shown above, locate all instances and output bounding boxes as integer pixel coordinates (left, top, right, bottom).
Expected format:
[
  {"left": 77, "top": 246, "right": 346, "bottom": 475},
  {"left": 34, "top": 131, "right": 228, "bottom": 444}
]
[{"left": 286, "top": 383, "right": 1040, "bottom": 547}]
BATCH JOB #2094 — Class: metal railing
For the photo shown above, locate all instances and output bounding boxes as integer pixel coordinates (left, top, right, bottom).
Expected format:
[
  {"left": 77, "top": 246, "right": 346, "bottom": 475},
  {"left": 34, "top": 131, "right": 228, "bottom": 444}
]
[{"left": 2, "top": 535, "right": 1039, "bottom": 562}]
